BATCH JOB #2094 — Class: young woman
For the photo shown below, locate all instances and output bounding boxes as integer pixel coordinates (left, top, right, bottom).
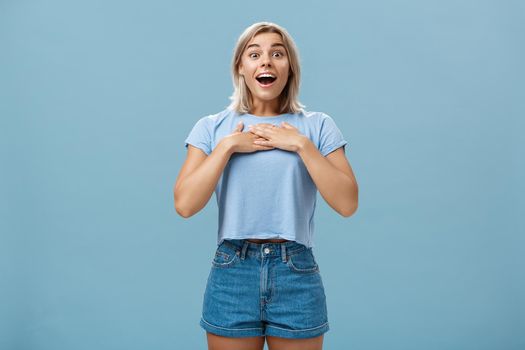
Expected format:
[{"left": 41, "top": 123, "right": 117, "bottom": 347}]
[{"left": 174, "top": 22, "right": 358, "bottom": 350}]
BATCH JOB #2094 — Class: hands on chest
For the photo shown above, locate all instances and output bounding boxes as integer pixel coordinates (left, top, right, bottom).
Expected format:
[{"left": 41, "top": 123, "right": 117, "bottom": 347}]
[{"left": 225, "top": 121, "right": 309, "bottom": 154}]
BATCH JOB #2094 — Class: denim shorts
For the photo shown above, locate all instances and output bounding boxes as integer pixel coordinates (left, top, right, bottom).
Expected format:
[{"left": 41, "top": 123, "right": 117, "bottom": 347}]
[{"left": 199, "top": 239, "right": 329, "bottom": 339}]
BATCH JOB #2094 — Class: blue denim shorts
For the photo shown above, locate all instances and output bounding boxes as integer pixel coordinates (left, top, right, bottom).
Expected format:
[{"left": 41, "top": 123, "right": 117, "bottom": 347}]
[{"left": 199, "top": 239, "right": 329, "bottom": 339}]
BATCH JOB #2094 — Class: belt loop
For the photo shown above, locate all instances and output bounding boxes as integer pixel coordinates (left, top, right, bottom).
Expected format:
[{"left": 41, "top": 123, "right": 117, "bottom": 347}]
[
  {"left": 241, "top": 240, "right": 249, "bottom": 260},
  {"left": 281, "top": 243, "right": 287, "bottom": 263}
]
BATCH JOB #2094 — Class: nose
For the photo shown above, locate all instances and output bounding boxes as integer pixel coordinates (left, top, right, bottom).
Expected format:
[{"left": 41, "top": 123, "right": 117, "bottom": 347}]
[{"left": 261, "top": 52, "right": 272, "bottom": 67}]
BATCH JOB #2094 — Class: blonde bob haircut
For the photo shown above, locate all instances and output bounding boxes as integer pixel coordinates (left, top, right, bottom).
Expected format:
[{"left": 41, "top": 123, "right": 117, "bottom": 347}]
[{"left": 226, "top": 22, "right": 306, "bottom": 115}]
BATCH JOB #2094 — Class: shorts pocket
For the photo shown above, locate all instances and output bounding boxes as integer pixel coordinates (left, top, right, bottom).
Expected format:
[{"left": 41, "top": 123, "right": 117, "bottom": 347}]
[
  {"left": 211, "top": 244, "right": 240, "bottom": 268},
  {"left": 287, "top": 248, "right": 319, "bottom": 274}
]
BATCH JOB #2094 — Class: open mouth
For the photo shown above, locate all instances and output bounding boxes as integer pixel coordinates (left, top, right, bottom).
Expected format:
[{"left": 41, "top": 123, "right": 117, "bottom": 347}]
[{"left": 256, "top": 76, "right": 277, "bottom": 87}]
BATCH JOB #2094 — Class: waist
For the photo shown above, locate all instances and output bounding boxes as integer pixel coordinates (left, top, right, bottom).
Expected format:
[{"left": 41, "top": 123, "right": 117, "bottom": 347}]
[{"left": 245, "top": 238, "right": 291, "bottom": 243}]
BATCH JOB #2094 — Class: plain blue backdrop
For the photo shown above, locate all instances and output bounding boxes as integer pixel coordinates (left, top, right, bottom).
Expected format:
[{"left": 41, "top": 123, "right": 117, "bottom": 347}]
[{"left": 1, "top": 0, "right": 523, "bottom": 349}]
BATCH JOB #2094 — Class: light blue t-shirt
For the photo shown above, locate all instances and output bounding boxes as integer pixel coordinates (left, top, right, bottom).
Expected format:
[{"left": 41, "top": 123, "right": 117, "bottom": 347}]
[{"left": 184, "top": 107, "right": 348, "bottom": 248}]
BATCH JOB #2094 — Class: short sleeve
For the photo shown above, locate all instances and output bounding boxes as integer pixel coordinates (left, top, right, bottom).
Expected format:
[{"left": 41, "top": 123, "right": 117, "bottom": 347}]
[
  {"left": 184, "top": 116, "right": 212, "bottom": 155},
  {"left": 318, "top": 113, "right": 348, "bottom": 156}
]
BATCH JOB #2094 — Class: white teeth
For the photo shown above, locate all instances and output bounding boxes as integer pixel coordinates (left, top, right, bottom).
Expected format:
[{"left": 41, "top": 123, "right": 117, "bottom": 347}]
[{"left": 257, "top": 73, "right": 276, "bottom": 78}]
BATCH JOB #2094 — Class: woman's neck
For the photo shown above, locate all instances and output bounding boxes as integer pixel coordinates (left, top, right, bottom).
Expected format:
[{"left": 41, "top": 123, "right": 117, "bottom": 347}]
[{"left": 250, "top": 97, "right": 281, "bottom": 116}]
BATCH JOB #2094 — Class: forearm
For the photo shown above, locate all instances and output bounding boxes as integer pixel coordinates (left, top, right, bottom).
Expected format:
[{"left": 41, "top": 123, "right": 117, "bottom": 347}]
[
  {"left": 175, "top": 140, "right": 233, "bottom": 217},
  {"left": 296, "top": 137, "right": 358, "bottom": 217}
]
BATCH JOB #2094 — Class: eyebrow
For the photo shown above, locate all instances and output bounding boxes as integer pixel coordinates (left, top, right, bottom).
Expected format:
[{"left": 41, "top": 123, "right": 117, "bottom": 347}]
[{"left": 246, "top": 43, "right": 286, "bottom": 50}]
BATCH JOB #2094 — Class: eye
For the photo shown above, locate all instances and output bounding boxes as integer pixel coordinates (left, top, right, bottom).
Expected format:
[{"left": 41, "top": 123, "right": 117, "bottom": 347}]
[{"left": 248, "top": 51, "right": 285, "bottom": 59}]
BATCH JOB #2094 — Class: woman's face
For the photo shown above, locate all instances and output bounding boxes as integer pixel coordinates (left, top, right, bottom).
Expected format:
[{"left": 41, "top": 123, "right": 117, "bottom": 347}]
[{"left": 238, "top": 32, "right": 290, "bottom": 106}]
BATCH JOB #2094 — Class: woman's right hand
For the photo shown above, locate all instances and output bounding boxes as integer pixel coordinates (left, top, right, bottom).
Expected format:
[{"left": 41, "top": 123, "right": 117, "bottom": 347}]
[{"left": 223, "top": 121, "right": 275, "bottom": 154}]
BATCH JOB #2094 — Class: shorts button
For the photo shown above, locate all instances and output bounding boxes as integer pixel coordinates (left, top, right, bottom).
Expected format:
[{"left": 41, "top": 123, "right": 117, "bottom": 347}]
[{"left": 264, "top": 247, "right": 270, "bottom": 254}]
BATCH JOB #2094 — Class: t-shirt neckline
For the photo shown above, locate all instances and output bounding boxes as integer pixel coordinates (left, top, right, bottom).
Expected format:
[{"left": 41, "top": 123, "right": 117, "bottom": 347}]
[{"left": 241, "top": 112, "right": 292, "bottom": 119}]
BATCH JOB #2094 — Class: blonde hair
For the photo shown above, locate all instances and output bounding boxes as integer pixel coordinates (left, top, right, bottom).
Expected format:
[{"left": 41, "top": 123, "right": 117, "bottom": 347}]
[{"left": 226, "top": 22, "right": 306, "bottom": 115}]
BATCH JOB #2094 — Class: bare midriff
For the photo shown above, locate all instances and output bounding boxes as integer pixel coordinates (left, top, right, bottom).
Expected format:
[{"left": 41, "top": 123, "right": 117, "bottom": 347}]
[{"left": 245, "top": 238, "right": 291, "bottom": 243}]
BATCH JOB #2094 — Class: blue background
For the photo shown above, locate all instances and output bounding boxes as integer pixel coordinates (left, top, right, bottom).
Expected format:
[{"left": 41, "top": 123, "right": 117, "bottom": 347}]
[{"left": 1, "top": 0, "right": 523, "bottom": 349}]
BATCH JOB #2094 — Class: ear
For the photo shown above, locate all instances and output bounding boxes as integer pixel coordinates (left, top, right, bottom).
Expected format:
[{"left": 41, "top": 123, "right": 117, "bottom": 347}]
[{"left": 238, "top": 63, "right": 243, "bottom": 76}]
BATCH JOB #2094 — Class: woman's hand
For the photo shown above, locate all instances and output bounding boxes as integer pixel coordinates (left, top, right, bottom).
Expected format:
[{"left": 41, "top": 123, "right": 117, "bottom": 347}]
[
  {"left": 222, "top": 121, "right": 275, "bottom": 154},
  {"left": 248, "top": 122, "right": 307, "bottom": 152}
]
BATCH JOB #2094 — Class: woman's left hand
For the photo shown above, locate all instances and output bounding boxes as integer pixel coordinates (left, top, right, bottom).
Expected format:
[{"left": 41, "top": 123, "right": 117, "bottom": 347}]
[{"left": 248, "top": 122, "right": 307, "bottom": 153}]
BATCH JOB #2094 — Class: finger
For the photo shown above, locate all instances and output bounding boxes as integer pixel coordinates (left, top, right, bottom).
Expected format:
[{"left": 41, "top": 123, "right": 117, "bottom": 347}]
[
  {"left": 253, "top": 139, "right": 271, "bottom": 146},
  {"left": 234, "top": 121, "right": 243, "bottom": 132},
  {"left": 248, "top": 127, "right": 266, "bottom": 136},
  {"left": 280, "top": 121, "right": 295, "bottom": 129},
  {"left": 254, "top": 144, "right": 275, "bottom": 150},
  {"left": 249, "top": 125, "right": 275, "bottom": 136}
]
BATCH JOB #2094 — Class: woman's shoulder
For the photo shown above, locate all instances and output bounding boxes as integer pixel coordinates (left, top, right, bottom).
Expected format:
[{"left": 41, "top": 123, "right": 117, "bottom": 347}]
[
  {"left": 299, "top": 110, "right": 337, "bottom": 126},
  {"left": 193, "top": 108, "right": 233, "bottom": 126},
  {"left": 301, "top": 110, "right": 326, "bottom": 119}
]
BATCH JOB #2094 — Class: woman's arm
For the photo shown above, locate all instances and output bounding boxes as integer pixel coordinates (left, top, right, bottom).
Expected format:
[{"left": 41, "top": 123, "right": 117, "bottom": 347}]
[
  {"left": 296, "top": 138, "right": 358, "bottom": 217},
  {"left": 174, "top": 121, "right": 272, "bottom": 218},
  {"left": 174, "top": 140, "right": 234, "bottom": 218}
]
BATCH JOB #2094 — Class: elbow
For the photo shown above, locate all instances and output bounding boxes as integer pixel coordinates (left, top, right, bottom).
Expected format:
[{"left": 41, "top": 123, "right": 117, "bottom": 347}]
[
  {"left": 175, "top": 205, "right": 193, "bottom": 218},
  {"left": 174, "top": 191, "right": 194, "bottom": 218},
  {"left": 339, "top": 202, "right": 358, "bottom": 218},
  {"left": 339, "top": 209, "right": 355, "bottom": 218},
  {"left": 340, "top": 186, "right": 359, "bottom": 217},
  {"left": 174, "top": 199, "right": 194, "bottom": 218}
]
